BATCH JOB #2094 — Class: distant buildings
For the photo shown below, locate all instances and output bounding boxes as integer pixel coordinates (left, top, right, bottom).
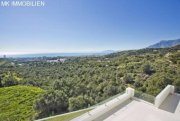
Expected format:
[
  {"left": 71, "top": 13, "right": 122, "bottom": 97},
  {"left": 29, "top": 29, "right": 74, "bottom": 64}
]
[{"left": 47, "top": 58, "right": 66, "bottom": 63}]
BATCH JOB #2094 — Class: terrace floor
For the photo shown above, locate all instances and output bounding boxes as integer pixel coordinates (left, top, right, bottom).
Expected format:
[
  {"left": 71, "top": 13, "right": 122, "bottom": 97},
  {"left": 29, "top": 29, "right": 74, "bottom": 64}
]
[
  {"left": 159, "top": 93, "right": 180, "bottom": 115},
  {"left": 94, "top": 94, "right": 180, "bottom": 121}
]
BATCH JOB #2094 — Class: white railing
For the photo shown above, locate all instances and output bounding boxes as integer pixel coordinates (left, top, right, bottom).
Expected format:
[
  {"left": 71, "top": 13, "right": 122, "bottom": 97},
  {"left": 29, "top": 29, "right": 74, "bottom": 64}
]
[
  {"left": 71, "top": 87, "right": 134, "bottom": 121},
  {"left": 155, "top": 85, "right": 174, "bottom": 108}
]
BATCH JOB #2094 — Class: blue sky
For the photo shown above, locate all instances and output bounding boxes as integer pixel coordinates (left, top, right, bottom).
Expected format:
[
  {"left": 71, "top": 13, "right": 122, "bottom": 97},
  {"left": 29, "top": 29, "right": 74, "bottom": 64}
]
[{"left": 0, "top": 0, "right": 180, "bottom": 54}]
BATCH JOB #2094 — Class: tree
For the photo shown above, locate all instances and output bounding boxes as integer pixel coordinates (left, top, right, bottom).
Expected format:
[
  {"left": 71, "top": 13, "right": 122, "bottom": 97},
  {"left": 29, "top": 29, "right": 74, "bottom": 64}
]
[
  {"left": 68, "top": 95, "right": 94, "bottom": 111},
  {"left": 142, "top": 64, "right": 153, "bottom": 75},
  {"left": 134, "top": 81, "right": 143, "bottom": 88},
  {"left": 34, "top": 90, "right": 68, "bottom": 119},
  {"left": 123, "top": 74, "right": 134, "bottom": 84},
  {"left": 103, "top": 85, "right": 118, "bottom": 96},
  {"left": 52, "top": 79, "right": 75, "bottom": 97},
  {"left": 169, "top": 52, "right": 180, "bottom": 64},
  {"left": 1, "top": 77, "right": 19, "bottom": 87},
  {"left": 145, "top": 73, "right": 173, "bottom": 96},
  {"left": 0, "top": 76, "right": 2, "bottom": 87}
]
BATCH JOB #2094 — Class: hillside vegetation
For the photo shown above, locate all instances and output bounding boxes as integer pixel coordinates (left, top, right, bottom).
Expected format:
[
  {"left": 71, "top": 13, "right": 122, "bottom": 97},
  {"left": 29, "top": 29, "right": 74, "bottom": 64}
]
[
  {"left": 0, "top": 86, "right": 44, "bottom": 121},
  {"left": 0, "top": 45, "right": 180, "bottom": 119}
]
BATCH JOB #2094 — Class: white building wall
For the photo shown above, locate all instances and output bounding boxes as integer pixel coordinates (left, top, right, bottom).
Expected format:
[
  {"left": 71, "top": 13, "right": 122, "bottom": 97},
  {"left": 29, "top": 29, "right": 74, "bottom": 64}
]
[{"left": 155, "top": 85, "right": 174, "bottom": 108}]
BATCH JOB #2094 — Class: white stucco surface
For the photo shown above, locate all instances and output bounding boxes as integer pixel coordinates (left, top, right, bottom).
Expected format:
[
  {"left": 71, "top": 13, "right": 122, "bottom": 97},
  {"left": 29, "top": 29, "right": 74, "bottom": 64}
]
[
  {"left": 155, "top": 85, "right": 174, "bottom": 107},
  {"left": 103, "top": 94, "right": 180, "bottom": 121}
]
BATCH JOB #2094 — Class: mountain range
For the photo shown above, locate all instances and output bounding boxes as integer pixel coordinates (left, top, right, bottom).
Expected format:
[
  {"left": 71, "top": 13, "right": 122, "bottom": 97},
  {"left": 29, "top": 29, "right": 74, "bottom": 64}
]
[{"left": 148, "top": 39, "right": 180, "bottom": 48}]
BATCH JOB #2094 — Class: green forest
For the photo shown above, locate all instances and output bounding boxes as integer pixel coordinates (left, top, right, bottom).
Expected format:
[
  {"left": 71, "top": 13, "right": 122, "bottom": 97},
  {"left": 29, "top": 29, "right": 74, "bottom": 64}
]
[{"left": 0, "top": 45, "right": 180, "bottom": 120}]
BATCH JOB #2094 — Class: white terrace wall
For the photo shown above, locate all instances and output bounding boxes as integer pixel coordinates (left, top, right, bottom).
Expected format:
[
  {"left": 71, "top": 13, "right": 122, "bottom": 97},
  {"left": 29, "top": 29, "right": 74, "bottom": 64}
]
[
  {"left": 71, "top": 87, "right": 134, "bottom": 121},
  {"left": 155, "top": 85, "right": 174, "bottom": 108}
]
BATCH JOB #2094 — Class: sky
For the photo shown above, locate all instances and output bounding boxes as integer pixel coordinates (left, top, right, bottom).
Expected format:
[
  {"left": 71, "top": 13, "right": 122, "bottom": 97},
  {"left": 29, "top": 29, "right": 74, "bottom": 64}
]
[{"left": 0, "top": 0, "right": 180, "bottom": 55}]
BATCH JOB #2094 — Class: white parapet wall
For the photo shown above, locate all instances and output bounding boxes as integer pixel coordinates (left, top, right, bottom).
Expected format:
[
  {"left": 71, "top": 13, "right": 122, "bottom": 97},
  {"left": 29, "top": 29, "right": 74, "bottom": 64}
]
[
  {"left": 71, "top": 87, "right": 134, "bottom": 121},
  {"left": 126, "top": 87, "right": 135, "bottom": 97},
  {"left": 155, "top": 85, "right": 174, "bottom": 108}
]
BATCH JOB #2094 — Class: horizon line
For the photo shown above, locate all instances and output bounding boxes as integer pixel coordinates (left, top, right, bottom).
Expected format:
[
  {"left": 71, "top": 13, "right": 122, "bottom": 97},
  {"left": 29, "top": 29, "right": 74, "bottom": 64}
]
[{"left": 0, "top": 50, "right": 119, "bottom": 56}]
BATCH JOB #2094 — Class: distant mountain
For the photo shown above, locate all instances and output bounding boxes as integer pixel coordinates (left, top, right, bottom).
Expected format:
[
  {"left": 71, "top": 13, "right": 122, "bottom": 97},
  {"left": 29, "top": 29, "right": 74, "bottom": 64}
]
[{"left": 148, "top": 39, "right": 180, "bottom": 48}]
